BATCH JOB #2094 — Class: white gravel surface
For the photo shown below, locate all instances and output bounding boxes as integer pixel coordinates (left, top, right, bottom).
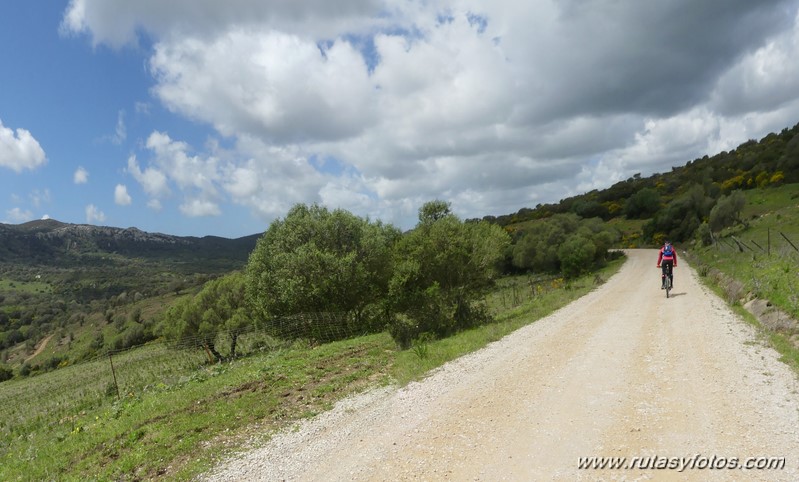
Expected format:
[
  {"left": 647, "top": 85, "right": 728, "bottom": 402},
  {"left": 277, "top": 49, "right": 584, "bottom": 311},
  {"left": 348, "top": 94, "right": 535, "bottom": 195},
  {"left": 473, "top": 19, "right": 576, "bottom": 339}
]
[{"left": 201, "top": 250, "right": 799, "bottom": 481}]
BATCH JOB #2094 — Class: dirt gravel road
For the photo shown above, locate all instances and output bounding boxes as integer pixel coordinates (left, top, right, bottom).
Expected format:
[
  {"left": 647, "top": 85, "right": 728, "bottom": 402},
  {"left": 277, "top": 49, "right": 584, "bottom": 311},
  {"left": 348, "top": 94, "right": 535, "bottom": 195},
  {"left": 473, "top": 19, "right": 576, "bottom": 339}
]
[{"left": 204, "top": 249, "right": 799, "bottom": 481}]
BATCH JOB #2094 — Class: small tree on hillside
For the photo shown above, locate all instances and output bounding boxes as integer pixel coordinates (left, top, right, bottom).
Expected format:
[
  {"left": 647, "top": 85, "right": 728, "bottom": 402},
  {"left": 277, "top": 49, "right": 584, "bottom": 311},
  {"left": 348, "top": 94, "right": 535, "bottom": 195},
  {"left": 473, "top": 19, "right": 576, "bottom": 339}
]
[
  {"left": 709, "top": 190, "right": 746, "bottom": 233},
  {"left": 159, "top": 297, "right": 224, "bottom": 362},
  {"left": 0, "top": 364, "right": 12, "bottom": 383},
  {"left": 644, "top": 184, "right": 713, "bottom": 242}
]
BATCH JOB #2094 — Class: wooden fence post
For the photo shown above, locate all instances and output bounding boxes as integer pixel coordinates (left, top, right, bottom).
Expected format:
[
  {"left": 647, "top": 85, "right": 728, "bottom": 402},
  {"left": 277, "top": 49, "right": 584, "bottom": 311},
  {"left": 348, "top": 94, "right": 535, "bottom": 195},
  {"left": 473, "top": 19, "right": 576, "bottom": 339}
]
[
  {"left": 109, "top": 352, "right": 121, "bottom": 401},
  {"left": 780, "top": 232, "right": 799, "bottom": 252},
  {"left": 731, "top": 236, "right": 752, "bottom": 252}
]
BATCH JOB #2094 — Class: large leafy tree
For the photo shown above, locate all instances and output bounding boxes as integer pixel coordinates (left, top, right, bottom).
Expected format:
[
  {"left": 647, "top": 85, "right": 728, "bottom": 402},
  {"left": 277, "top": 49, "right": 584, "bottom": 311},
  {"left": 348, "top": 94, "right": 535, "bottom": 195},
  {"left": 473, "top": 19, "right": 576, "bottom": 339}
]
[
  {"left": 557, "top": 236, "right": 597, "bottom": 278},
  {"left": 387, "top": 201, "right": 510, "bottom": 347},
  {"left": 246, "top": 204, "right": 400, "bottom": 338}
]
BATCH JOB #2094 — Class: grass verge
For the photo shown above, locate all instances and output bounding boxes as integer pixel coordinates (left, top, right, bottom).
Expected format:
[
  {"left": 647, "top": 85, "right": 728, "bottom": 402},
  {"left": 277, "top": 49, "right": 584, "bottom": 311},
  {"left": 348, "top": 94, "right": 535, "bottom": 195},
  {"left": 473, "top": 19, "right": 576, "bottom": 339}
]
[
  {"left": 685, "top": 183, "right": 799, "bottom": 375},
  {"left": 685, "top": 250, "right": 799, "bottom": 375}
]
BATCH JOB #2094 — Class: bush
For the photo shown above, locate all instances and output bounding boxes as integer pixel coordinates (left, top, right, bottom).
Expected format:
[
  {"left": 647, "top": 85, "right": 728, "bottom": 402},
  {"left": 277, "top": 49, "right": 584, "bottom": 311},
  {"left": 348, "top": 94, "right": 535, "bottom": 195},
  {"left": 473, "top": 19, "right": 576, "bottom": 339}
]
[
  {"left": 709, "top": 191, "right": 746, "bottom": 232},
  {"left": 122, "top": 324, "right": 150, "bottom": 348},
  {"left": 386, "top": 204, "right": 509, "bottom": 346},
  {"left": 624, "top": 188, "right": 661, "bottom": 219},
  {"left": 0, "top": 364, "right": 13, "bottom": 382},
  {"left": 696, "top": 222, "right": 713, "bottom": 246},
  {"left": 557, "top": 236, "right": 597, "bottom": 278},
  {"left": 387, "top": 314, "right": 418, "bottom": 350}
]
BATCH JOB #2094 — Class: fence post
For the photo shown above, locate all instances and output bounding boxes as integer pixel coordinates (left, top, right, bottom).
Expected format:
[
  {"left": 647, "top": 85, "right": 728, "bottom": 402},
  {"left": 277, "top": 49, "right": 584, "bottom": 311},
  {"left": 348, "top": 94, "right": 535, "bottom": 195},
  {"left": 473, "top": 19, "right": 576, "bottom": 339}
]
[
  {"left": 780, "top": 232, "right": 799, "bottom": 252},
  {"left": 751, "top": 239, "right": 766, "bottom": 253},
  {"left": 731, "top": 236, "right": 752, "bottom": 252},
  {"left": 109, "top": 352, "right": 121, "bottom": 401}
]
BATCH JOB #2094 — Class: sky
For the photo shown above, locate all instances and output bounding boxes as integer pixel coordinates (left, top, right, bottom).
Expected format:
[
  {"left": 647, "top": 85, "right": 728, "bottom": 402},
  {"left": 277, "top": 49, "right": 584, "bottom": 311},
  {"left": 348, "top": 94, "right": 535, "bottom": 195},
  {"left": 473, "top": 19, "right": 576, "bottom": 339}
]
[{"left": 2, "top": 0, "right": 799, "bottom": 239}]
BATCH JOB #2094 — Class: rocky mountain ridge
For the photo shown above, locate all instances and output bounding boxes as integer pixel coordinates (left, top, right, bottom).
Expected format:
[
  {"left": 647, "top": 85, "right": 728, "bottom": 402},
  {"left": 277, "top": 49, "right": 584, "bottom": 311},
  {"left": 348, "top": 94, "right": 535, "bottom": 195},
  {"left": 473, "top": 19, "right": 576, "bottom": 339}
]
[{"left": 0, "top": 219, "right": 259, "bottom": 266}]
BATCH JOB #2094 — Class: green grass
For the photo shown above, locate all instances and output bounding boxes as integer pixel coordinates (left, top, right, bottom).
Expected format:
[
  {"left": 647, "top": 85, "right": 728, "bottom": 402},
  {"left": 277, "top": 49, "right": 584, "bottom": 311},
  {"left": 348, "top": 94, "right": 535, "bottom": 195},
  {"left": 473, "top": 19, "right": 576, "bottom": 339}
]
[
  {"left": 0, "top": 257, "right": 625, "bottom": 481},
  {"left": 0, "top": 336, "right": 396, "bottom": 481},
  {"left": 743, "top": 182, "right": 799, "bottom": 217},
  {"left": 688, "top": 183, "right": 799, "bottom": 374},
  {"left": 690, "top": 184, "right": 799, "bottom": 319},
  {"left": 0, "top": 278, "right": 52, "bottom": 295}
]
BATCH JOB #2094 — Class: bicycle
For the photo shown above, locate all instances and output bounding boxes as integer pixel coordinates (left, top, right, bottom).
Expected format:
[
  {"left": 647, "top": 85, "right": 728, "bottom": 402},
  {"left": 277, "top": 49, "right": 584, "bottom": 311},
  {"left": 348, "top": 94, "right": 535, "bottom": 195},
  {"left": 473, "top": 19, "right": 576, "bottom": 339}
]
[{"left": 658, "top": 264, "right": 674, "bottom": 298}]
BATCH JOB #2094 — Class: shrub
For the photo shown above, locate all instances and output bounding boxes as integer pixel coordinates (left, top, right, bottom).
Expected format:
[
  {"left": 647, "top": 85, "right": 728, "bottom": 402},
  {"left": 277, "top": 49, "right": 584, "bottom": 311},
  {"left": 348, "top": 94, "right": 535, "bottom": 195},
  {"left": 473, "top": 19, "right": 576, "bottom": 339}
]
[
  {"left": 557, "top": 236, "right": 597, "bottom": 279},
  {"left": 0, "top": 364, "right": 13, "bottom": 382},
  {"left": 386, "top": 204, "right": 509, "bottom": 346},
  {"left": 387, "top": 314, "right": 417, "bottom": 350},
  {"left": 696, "top": 222, "right": 713, "bottom": 246}
]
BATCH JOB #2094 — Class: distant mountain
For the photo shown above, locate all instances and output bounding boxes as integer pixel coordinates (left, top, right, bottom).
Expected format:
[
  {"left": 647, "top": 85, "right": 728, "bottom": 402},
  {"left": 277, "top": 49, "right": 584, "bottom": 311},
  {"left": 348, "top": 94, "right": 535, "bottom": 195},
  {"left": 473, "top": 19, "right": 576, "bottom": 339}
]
[
  {"left": 0, "top": 219, "right": 260, "bottom": 269},
  {"left": 0, "top": 221, "right": 262, "bottom": 369}
]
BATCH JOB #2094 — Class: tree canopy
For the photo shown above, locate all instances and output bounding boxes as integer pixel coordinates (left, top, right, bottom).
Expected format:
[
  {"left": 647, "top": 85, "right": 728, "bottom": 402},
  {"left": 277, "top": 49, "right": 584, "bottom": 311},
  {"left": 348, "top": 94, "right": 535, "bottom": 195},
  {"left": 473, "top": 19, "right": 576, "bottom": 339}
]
[
  {"left": 511, "top": 213, "right": 619, "bottom": 277},
  {"left": 386, "top": 201, "right": 510, "bottom": 347},
  {"left": 158, "top": 271, "right": 249, "bottom": 361},
  {"left": 245, "top": 203, "right": 400, "bottom": 338}
]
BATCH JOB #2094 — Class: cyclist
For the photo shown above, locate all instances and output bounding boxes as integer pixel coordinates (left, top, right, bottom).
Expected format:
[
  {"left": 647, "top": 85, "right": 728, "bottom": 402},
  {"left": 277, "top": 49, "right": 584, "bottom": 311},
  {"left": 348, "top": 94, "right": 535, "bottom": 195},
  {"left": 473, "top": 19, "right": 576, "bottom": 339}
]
[{"left": 657, "top": 241, "right": 677, "bottom": 289}]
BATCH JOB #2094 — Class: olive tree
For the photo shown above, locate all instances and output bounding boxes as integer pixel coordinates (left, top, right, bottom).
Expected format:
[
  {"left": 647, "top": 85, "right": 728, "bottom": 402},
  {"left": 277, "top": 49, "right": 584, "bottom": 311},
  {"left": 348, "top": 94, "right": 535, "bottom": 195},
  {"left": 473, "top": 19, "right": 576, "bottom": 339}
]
[
  {"left": 709, "top": 190, "right": 746, "bottom": 232},
  {"left": 159, "top": 296, "right": 224, "bottom": 361},
  {"left": 246, "top": 204, "right": 400, "bottom": 338},
  {"left": 511, "top": 213, "right": 620, "bottom": 278},
  {"left": 158, "top": 272, "right": 251, "bottom": 361},
  {"left": 387, "top": 201, "right": 510, "bottom": 347}
]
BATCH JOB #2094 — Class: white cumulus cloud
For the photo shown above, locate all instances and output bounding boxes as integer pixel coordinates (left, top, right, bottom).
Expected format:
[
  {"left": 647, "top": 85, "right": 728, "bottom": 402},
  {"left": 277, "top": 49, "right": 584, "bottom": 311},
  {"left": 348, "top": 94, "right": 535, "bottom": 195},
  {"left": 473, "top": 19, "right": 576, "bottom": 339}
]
[
  {"left": 127, "top": 155, "right": 170, "bottom": 199},
  {"left": 180, "top": 198, "right": 221, "bottom": 217},
  {"left": 114, "top": 184, "right": 132, "bottom": 205},
  {"left": 0, "top": 120, "right": 47, "bottom": 173},
  {"left": 74, "top": 166, "right": 89, "bottom": 184},
  {"left": 85, "top": 204, "right": 106, "bottom": 223},
  {"left": 63, "top": 0, "right": 799, "bottom": 228}
]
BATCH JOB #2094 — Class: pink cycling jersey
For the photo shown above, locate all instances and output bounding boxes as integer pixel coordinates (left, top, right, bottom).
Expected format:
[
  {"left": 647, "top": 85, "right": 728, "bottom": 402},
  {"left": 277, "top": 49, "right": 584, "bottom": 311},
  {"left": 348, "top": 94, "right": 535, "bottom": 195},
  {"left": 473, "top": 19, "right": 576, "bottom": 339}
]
[{"left": 657, "top": 246, "right": 677, "bottom": 266}]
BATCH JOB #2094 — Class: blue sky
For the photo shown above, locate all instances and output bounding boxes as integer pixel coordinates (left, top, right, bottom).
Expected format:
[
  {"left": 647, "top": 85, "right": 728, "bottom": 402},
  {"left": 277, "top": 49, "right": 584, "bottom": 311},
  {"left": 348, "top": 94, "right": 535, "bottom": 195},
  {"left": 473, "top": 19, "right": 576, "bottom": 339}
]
[
  {"left": 2, "top": 0, "right": 799, "bottom": 238},
  {"left": 1, "top": 1, "right": 231, "bottom": 236}
]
